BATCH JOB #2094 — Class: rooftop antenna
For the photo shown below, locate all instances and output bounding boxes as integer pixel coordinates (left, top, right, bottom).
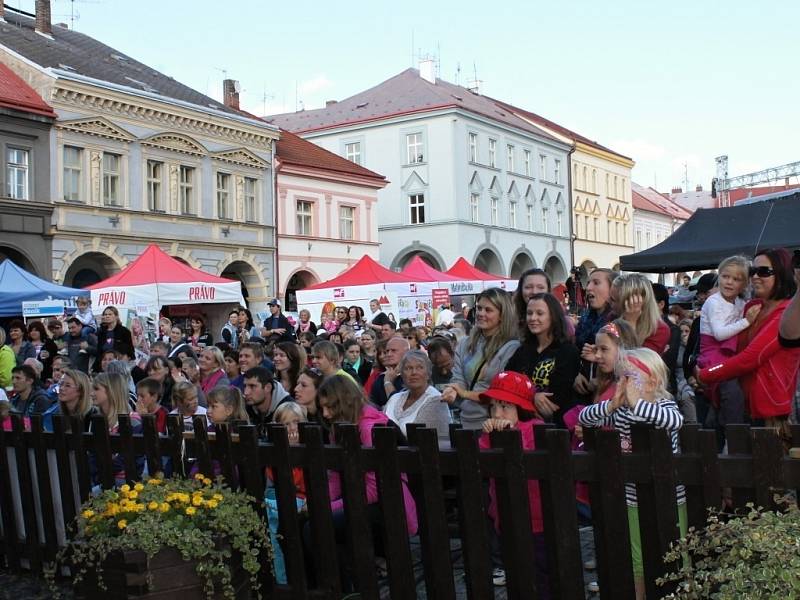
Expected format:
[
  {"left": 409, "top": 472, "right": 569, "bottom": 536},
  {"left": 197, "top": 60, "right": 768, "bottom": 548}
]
[
  {"left": 455, "top": 62, "right": 461, "bottom": 86},
  {"left": 411, "top": 29, "right": 414, "bottom": 67},
  {"left": 467, "top": 62, "right": 482, "bottom": 94},
  {"left": 683, "top": 161, "right": 689, "bottom": 192},
  {"left": 261, "top": 83, "right": 275, "bottom": 115}
]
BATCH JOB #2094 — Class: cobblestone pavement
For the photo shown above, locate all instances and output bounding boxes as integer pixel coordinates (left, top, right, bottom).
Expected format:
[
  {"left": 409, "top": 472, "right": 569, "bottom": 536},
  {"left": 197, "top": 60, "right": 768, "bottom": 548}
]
[{"left": 1, "top": 527, "right": 599, "bottom": 599}]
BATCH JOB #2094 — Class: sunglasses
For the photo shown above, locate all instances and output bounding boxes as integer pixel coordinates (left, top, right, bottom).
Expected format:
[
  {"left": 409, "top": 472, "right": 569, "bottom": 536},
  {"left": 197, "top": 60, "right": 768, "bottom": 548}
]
[{"left": 749, "top": 266, "right": 775, "bottom": 278}]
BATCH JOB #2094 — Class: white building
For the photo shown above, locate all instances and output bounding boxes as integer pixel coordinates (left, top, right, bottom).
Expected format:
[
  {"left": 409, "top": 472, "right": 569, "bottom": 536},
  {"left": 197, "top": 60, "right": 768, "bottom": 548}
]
[{"left": 268, "top": 64, "right": 573, "bottom": 282}]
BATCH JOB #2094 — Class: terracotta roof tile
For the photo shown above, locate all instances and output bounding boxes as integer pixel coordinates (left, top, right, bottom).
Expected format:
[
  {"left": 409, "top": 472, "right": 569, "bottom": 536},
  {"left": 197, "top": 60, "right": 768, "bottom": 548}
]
[
  {"left": 632, "top": 182, "right": 692, "bottom": 219},
  {"left": 0, "top": 62, "right": 56, "bottom": 118},
  {"left": 276, "top": 129, "right": 386, "bottom": 181}
]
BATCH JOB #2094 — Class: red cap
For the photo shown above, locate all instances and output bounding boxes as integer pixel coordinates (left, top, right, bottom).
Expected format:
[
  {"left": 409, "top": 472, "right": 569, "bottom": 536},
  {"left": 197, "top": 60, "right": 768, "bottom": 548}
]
[{"left": 479, "top": 371, "right": 535, "bottom": 413}]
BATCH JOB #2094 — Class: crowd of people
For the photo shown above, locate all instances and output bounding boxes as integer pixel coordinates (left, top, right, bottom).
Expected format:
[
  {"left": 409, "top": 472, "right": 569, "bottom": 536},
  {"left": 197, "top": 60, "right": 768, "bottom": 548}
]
[{"left": 1, "top": 249, "right": 799, "bottom": 597}]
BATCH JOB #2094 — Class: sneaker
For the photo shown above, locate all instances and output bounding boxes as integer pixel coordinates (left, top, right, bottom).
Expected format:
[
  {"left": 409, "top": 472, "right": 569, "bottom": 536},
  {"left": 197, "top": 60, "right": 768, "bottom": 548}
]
[
  {"left": 492, "top": 567, "right": 506, "bottom": 586},
  {"left": 587, "top": 581, "right": 599, "bottom": 593},
  {"left": 583, "top": 558, "right": 596, "bottom": 570}
]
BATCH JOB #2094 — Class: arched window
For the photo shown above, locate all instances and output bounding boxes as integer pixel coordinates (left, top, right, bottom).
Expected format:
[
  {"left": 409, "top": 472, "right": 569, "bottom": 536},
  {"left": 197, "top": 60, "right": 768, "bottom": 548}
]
[{"left": 582, "top": 166, "right": 588, "bottom": 190}]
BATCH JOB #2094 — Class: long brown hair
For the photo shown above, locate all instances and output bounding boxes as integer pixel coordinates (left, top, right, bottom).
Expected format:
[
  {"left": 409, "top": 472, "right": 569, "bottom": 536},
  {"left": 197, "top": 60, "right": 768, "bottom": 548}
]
[
  {"left": 466, "top": 287, "right": 517, "bottom": 360},
  {"left": 317, "top": 375, "right": 366, "bottom": 425}
]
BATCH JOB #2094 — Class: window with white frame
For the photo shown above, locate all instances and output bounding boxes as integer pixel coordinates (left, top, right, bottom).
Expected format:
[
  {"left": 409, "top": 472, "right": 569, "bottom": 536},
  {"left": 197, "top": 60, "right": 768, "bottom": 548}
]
[
  {"left": 646, "top": 231, "right": 651, "bottom": 247},
  {"left": 614, "top": 176, "right": 619, "bottom": 199},
  {"left": 526, "top": 204, "right": 533, "bottom": 231},
  {"left": 585, "top": 215, "right": 590, "bottom": 240},
  {"left": 339, "top": 205, "right": 355, "bottom": 239},
  {"left": 583, "top": 166, "right": 588, "bottom": 190},
  {"left": 296, "top": 200, "right": 312, "bottom": 235},
  {"left": 490, "top": 197, "right": 498, "bottom": 225},
  {"left": 554, "top": 159, "right": 561, "bottom": 184},
  {"left": 507, "top": 145, "right": 514, "bottom": 172},
  {"left": 409, "top": 194, "right": 425, "bottom": 224},
  {"left": 606, "top": 173, "right": 611, "bottom": 197},
  {"left": 524, "top": 150, "right": 531, "bottom": 176},
  {"left": 636, "top": 230, "right": 642, "bottom": 251},
  {"left": 345, "top": 142, "right": 361, "bottom": 165},
  {"left": 406, "top": 133, "right": 424, "bottom": 164},
  {"left": 539, "top": 154, "right": 547, "bottom": 180},
  {"left": 541, "top": 207, "right": 548, "bottom": 234},
  {"left": 6, "top": 147, "right": 29, "bottom": 200},
  {"left": 63, "top": 146, "right": 82, "bottom": 202},
  {"left": 509, "top": 201, "right": 517, "bottom": 229},
  {"left": 593, "top": 218, "right": 599, "bottom": 241},
  {"left": 469, "top": 133, "right": 478, "bottom": 162},
  {"left": 470, "top": 193, "right": 479, "bottom": 222},
  {"left": 216, "top": 172, "right": 231, "bottom": 219},
  {"left": 623, "top": 223, "right": 628, "bottom": 245},
  {"left": 488, "top": 139, "right": 496, "bottom": 168},
  {"left": 616, "top": 222, "right": 622, "bottom": 244},
  {"left": 146, "top": 160, "right": 163, "bottom": 211},
  {"left": 608, "top": 219, "right": 614, "bottom": 243},
  {"left": 244, "top": 177, "right": 257, "bottom": 222},
  {"left": 179, "top": 165, "right": 195, "bottom": 214},
  {"left": 557, "top": 211, "right": 563, "bottom": 236},
  {"left": 102, "top": 152, "right": 120, "bottom": 206},
  {"left": 592, "top": 169, "right": 597, "bottom": 193}
]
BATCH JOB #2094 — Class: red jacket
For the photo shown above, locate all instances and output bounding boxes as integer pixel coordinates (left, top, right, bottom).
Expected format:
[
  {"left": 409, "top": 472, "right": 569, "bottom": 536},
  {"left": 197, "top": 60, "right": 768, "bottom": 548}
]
[
  {"left": 699, "top": 299, "right": 800, "bottom": 419},
  {"left": 644, "top": 319, "right": 671, "bottom": 355}
]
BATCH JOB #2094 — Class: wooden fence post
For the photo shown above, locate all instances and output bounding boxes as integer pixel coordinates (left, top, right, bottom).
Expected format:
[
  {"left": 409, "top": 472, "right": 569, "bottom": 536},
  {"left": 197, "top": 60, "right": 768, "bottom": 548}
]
[
  {"left": 373, "top": 426, "right": 416, "bottom": 599},
  {"left": 298, "top": 424, "right": 340, "bottom": 596},
  {"left": 90, "top": 415, "right": 114, "bottom": 490},
  {"left": 631, "top": 424, "right": 680, "bottom": 599},
  {"left": 191, "top": 414, "right": 213, "bottom": 478},
  {"left": 11, "top": 415, "right": 40, "bottom": 572},
  {"left": 491, "top": 428, "right": 537, "bottom": 600},
  {"left": 140, "top": 414, "right": 162, "bottom": 478},
  {"left": 336, "top": 423, "right": 379, "bottom": 597},
  {"left": 0, "top": 416, "right": 20, "bottom": 570},
  {"left": 29, "top": 416, "right": 58, "bottom": 561},
  {"left": 534, "top": 425, "right": 584, "bottom": 599},
  {"left": 751, "top": 427, "right": 785, "bottom": 509},
  {"left": 406, "top": 424, "right": 457, "bottom": 600},
  {"left": 450, "top": 427, "right": 493, "bottom": 600},
  {"left": 266, "top": 423, "right": 309, "bottom": 598},
  {"left": 166, "top": 414, "right": 186, "bottom": 478},
  {"left": 726, "top": 424, "right": 755, "bottom": 508},
  {"left": 583, "top": 427, "right": 635, "bottom": 600},
  {"left": 117, "top": 414, "right": 137, "bottom": 486}
]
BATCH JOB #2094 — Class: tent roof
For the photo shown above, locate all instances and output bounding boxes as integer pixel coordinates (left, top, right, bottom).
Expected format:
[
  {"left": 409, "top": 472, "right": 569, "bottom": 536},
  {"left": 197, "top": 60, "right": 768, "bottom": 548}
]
[
  {"left": 620, "top": 191, "right": 800, "bottom": 273},
  {"left": 0, "top": 259, "right": 88, "bottom": 317},
  {"left": 445, "top": 257, "right": 507, "bottom": 281},
  {"left": 86, "top": 245, "right": 236, "bottom": 288},
  {"left": 400, "top": 256, "right": 460, "bottom": 282},
  {"left": 306, "top": 255, "right": 410, "bottom": 290}
]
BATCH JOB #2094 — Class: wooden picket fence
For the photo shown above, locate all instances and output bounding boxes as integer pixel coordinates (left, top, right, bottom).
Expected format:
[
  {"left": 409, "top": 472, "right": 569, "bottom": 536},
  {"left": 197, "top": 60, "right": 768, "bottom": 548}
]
[{"left": 0, "top": 413, "right": 799, "bottom": 599}]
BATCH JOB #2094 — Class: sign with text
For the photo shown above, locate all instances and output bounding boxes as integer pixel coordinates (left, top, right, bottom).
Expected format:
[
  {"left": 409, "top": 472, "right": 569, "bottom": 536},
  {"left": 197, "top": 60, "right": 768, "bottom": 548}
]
[
  {"left": 22, "top": 300, "right": 65, "bottom": 318},
  {"left": 431, "top": 288, "right": 450, "bottom": 309}
]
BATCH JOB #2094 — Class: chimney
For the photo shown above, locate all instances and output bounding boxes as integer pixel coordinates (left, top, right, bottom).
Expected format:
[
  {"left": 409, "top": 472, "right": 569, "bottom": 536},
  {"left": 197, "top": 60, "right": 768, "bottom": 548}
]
[
  {"left": 419, "top": 59, "right": 436, "bottom": 84},
  {"left": 695, "top": 184, "right": 703, "bottom": 192},
  {"left": 325, "top": 100, "right": 338, "bottom": 107},
  {"left": 35, "top": 0, "right": 52, "bottom": 36},
  {"left": 671, "top": 187, "right": 682, "bottom": 194},
  {"left": 222, "top": 79, "right": 240, "bottom": 110}
]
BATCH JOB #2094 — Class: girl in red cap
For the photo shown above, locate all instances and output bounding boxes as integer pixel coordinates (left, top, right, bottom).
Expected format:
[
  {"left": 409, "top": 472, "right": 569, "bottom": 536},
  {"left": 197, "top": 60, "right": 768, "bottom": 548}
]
[{"left": 478, "top": 370, "right": 548, "bottom": 595}]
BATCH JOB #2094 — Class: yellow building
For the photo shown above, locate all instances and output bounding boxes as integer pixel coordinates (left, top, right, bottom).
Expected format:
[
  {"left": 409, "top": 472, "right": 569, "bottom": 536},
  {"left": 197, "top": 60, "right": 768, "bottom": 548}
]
[{"left": 494, "top": 101, "right": 634, "bottom": 274}]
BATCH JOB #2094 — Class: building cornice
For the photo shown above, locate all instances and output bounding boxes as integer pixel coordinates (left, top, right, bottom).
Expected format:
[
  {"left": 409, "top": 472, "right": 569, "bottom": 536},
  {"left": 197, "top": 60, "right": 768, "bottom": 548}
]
[
  {"left": 575, "top": 142, "right": 635, "bottom": 169},
  {"left": 50, "top": 77, "right": 277, "bottom": 151}
]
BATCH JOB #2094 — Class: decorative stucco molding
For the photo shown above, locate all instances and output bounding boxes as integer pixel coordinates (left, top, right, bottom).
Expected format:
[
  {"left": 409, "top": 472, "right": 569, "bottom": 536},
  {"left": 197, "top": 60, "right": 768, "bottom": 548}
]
[
  {"left": 141, "top": 132, "right": 207, "bottom": 156},
  {"left": 211, "top": 148, "right": 270, "bottom": 169},
  {"left": 56, "top": 116, "right": 136, "bottom": 142}
]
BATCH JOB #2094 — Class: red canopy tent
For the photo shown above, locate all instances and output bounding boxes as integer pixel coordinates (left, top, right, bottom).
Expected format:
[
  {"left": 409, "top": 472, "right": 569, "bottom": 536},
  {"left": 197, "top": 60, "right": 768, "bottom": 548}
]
[
  {"left": 399, "top": 256, "right": 460, "bottom": 282},
  {"left": 445, "top": 257, "right": 506, "bottom": 281},
  {"left": 305, "top": 255, "right": 410, "bottom": 290},
  {"left": 88, "top": 244, "right": 245, "bottom": 310}
]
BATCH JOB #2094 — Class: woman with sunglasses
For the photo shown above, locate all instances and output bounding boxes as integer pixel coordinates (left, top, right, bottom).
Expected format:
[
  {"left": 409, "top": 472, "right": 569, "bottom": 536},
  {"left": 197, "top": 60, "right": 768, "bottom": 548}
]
[{"left": 697, "top": 248, "right": 800, "bottom": 446}]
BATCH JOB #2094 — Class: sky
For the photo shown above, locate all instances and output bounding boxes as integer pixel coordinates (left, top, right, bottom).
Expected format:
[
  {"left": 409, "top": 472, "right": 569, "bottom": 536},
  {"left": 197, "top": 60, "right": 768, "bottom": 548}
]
[{"left": 10, "top": 0, "right": 800, "bottom": 192}]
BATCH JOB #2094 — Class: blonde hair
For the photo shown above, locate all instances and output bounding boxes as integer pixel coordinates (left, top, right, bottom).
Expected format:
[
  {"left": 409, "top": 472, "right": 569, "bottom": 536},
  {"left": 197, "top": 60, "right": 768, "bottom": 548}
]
[
  {"left": 612, "top": 273, "right": 660, "bottom": 347},
  {"left": 273, "top": 401, "right": 307, "bottom": 424},
  {"left": 92, "top": 372, "right": 130, "bottom": 429},
  {"left": 717, "top": 255, "right": 750, "bottom": 297},
  {"left": 467, "top": 287, "right": 518, "bottom": 360},
  {"left": 202, "top": 346, "right": 225, "bottom": 370},
  {"left": 618, "top": 347, "right": 672, "bottom": 403},
  {"left": 60, "top": 369, "right": 93, "bottom": 421},
  {"left": 206, "top": 385, "right": 249, "bottom": 424},
  {"left": 171, "top": 381, "right": 198, "bottom": 407}
]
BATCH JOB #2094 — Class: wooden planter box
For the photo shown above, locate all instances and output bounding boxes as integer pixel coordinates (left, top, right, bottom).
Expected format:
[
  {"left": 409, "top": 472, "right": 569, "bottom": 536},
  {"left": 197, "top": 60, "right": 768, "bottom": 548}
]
[{"left": 74, "top": 546, "right": 251, "bottom": 599}]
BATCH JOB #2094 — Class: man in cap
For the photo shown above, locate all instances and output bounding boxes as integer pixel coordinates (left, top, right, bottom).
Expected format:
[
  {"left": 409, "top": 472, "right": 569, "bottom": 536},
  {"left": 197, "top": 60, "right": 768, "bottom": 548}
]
[{"left": 261, "top": 299, "right": 294, "bottom": 343}]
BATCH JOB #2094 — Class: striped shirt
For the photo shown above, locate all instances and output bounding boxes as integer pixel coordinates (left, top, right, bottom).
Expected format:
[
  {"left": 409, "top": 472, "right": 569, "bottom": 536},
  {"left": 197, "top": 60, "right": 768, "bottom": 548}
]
[{"left": 578, "top": 398, "right": 685, "bottom": 506}]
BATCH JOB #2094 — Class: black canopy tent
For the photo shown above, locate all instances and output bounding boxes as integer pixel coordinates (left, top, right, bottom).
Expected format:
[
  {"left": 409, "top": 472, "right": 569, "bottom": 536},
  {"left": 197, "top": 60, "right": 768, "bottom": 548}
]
[{"left": 620, "top": 190, "right": 800, "bottom": 273}]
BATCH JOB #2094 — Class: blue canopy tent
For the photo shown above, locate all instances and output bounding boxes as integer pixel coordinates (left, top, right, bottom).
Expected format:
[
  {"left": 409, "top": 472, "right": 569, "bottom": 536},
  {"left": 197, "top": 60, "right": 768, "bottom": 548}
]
[{"left": 0, "top": 259, "right": 89, "bottom": 317}]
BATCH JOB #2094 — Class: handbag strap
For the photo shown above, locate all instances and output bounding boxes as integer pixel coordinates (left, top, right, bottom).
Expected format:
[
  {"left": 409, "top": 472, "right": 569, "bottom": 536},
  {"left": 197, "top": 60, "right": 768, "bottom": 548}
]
[{"left": 468, "top": 357, "right": 488, "bottom": 391}]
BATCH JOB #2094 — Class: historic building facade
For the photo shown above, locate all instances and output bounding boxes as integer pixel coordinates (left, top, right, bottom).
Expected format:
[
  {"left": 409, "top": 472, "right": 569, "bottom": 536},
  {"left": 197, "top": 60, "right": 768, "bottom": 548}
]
[
  {"left": 269, "top": 64, "right": 573, "bottom": 282},
  {"left": 0, "top": 62, "right": 56, "bottom": 278},
  {"left": 0, "top": 5, "right": 279, "bottom": 311}
]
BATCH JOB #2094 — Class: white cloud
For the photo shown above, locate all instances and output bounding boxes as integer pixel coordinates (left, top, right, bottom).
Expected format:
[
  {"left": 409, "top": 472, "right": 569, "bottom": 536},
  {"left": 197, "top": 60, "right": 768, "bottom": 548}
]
[
  {"left": 610, "top": 139, "right": 667, "bottom": 162},
  {"left": 298, "top": 75, "right": 333, "bottom": 96}
]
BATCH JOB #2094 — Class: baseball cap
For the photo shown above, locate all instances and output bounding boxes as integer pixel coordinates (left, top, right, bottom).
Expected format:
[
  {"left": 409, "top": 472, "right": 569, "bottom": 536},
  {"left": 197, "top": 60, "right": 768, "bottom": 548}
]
[
  {"left": 689, "top": 273, "right": 717, "bottom": 293},
  {"left": 267, "top": 298, "right": 281, "bottom": 306},
  {"left": 479, "top": 371, "right": 535, "bottom": 413},
  {"left": 461, "top": 302, "right": 468, "bottom": 308}
]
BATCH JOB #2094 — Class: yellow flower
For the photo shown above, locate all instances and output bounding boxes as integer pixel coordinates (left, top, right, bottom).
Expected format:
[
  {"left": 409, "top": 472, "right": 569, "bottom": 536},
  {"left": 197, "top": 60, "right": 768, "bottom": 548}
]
[
  {"left": 117, "top": 519, "right": 127, "bottom": 529},
  {"left": 159, "top": 503, "right": 170, "bottom": 513},
  {"left": 82, "top": 509, "right": 95, "bottom": 519},
  {"left": 134, "top": 483, "right": 144, "bottom": 492},
  {"left": 194, "top": 473, "right": 205, "bottom": 481},
  {"left": 147, "top": 478, "right": 162, "bottom": 485},
  {"left": 212, "top": 494, "right": 223, "bottom": 502},
  {"left": 206, "top": 499, "right": 218, "bottom": 509},
  {"left": 148, "top": 501, "right": 159, "bottom": 511},
  {"left": 120, "top": 484, "right": 131, "bottom": 493},
  {"left": 185, "top": 507, "right": 196, "bottom": 516},
  {"left": 128, "top": 490, "right": 138, "bottom": 500},
  {"left": 192, "top": 496, "right": 203, "bottom": 507},
  {"left": 202, "top": 478, "right": 212, "bottom": 486}
]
